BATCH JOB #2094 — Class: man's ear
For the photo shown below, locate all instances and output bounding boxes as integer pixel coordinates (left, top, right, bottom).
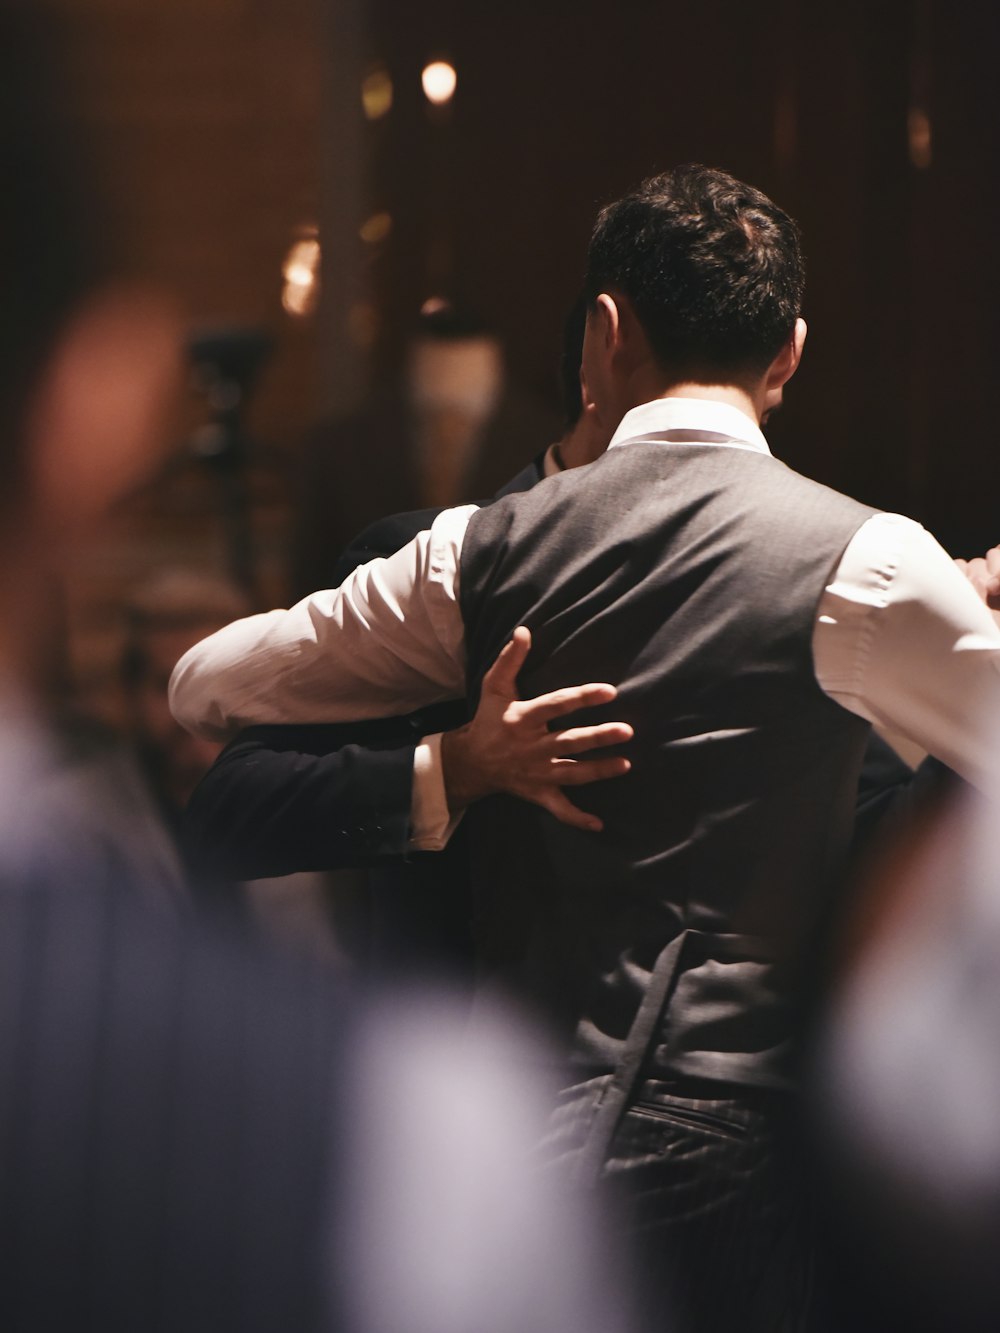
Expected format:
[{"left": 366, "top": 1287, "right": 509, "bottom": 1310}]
[
  {"left": 765, "top": 317, "right": 807, "bottom": 393},
  {"left": 593, "top": 292, "right": 620, "bottom": 353},
  {"left": 26, "top": 285, "right": 182, "bottom": 544}
]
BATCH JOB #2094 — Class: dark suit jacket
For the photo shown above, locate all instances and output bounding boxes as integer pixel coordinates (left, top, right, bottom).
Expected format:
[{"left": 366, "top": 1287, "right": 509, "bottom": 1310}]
[
  {"left": 291, "top": 385, "right": 558, "bottom": 600},
  {"left": 183, "top": 458, "right": 547, "bottom": 973}
]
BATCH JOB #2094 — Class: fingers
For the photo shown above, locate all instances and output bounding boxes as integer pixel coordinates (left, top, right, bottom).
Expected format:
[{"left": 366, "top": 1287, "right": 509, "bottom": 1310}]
[
  {"left": 481, "top": 626, "right": 531, "bottom": 700},
  {"left": 963, "top": 557, "right": 995, "bottom": 603},
  {"left": 543, "top": 721, "right": 633, "bottom": 755},
  {"left": 957, "top": 549, "right": 1000, "bottom": 607},
  {"left": 531, "top": 788, "right": 605, "bottom": 834},
  {"left": 517, "top": 681, "right": 619, "bottom": 724},
  {"left": 547, "top": 756, "right": 631, "bottom": 785}
]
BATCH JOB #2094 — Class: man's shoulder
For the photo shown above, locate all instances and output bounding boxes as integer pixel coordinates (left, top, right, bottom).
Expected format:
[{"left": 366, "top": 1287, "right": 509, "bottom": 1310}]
[
  {"left": 492, "top": 453, "right": 547, "bottom": 499},
  {"left": 332, "top": 506, "right": 446, "bottom": 582},
  {"left": 333, "top": 455, "right": 547, "bottom": 582}
]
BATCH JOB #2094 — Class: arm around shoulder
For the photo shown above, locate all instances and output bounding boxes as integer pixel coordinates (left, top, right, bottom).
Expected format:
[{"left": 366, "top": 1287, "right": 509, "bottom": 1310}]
[{"left": 182, "top": 722, "right": 421, "bottom": 880}]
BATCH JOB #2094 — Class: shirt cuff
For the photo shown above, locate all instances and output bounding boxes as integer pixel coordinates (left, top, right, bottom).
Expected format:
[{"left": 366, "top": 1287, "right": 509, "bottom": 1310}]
[{"left": 409, "top": 732, "right": 463, "bottom": 851}]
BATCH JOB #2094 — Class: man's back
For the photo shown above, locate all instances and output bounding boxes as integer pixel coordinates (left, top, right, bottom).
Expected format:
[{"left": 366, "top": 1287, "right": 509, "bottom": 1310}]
[{"left": 460, "top": 439, "right": 873, "bottom": 1090}]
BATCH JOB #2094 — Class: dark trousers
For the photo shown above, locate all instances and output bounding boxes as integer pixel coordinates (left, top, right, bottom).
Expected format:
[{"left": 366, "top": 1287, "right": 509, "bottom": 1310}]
[{"left": 546, "top": 1076, "right": 816, "bottom": 1333}]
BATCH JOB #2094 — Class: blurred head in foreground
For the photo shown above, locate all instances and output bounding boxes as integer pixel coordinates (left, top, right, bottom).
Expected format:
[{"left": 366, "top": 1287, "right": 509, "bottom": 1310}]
[
  {"left": 0, "top": 1, "right": 180, "bottom": 694},
  {"left": 814, "top": 744, "right": 1000, "bottom": 1332},
  {"left": 0, "top": 11, "right": 634, "bottom": 1330}
]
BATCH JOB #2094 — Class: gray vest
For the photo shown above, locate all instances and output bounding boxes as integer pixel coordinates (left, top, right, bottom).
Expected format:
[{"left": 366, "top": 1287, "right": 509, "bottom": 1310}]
[{"left": 459, "top": 441, "right": 875, "bottom": 1092}]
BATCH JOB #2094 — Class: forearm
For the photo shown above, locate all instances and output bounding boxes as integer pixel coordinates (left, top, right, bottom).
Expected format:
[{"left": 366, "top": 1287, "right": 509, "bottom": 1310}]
[
  {"left": 169, "top": 512, "right": 473, "bottom": 741},
  {"left": 182, "top": 725, "right": 418, "bottom": 879}
]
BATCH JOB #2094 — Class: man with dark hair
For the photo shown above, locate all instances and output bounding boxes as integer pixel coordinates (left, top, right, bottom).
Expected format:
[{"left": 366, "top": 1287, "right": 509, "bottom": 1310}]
[
  {"left": 586, "top": 167, "right": 805, "bottom": 382},
  {"left": 172, "top": 164, "right": 1000, "bottom": 1330}
]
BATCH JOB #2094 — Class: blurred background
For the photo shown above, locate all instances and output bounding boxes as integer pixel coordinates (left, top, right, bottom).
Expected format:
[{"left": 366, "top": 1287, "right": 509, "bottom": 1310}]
[{"left": 51, "top": 0, "right": 997, "bottom": 725}]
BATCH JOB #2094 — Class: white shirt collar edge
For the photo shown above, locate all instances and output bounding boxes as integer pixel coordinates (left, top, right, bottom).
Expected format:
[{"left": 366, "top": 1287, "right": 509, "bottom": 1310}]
[{"left": 607, "top": 398, "right": 771, "bottom": 456}]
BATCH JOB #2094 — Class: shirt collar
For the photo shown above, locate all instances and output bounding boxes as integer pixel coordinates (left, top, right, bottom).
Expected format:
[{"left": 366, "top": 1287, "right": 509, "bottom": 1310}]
[{"left": 607, "top": 397, "right": 771, "bottom": 456}]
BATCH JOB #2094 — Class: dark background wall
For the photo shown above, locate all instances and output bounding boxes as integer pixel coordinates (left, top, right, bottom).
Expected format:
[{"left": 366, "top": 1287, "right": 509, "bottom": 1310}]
[
  {"left": 365, "top": 0, "right": 998, "bottom": 551},
  {"left": 44, "top": 0, "right": 999, "bottom": 709}
]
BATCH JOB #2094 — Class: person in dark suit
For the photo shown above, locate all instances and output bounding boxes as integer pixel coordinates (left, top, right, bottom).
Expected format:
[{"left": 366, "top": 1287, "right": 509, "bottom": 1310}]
[
  {"left": 183, "top": 299, "right": 618, "bottom": 977},
  {"left": 290, "top": 302, "right": 560, "bottom": 601}
]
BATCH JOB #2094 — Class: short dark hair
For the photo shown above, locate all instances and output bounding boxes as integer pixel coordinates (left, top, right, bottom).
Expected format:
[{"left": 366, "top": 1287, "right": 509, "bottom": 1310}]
[
  {"left": 0, "top": 3, "right": 109, "bottom": 499},
  {"left": 586, "top": 164, "right": 804, "bottom": 383}
]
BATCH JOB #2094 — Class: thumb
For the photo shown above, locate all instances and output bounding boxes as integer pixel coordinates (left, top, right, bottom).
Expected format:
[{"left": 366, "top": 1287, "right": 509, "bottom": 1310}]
[{"left": 482, "top": 626, "right": 531, "bottom": 700}]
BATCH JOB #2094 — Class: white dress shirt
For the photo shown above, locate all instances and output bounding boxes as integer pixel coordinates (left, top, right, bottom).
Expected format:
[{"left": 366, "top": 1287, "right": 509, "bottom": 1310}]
[{"left": 169, "top": 398, "right": 1000, "bottom": 848}]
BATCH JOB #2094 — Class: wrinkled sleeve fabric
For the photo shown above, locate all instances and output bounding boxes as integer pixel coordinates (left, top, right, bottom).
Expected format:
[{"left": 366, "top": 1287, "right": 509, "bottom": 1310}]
[
  {"left": 814, "top": 512, "right": 1000, "bottom": 789},
  {"left": 169, "top": 506, "right": 476, "bottom": 741}
]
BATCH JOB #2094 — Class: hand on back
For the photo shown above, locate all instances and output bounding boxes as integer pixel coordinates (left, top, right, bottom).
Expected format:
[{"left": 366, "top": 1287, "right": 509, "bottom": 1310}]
[{"left": 441, "top": 627, "right": 632, "bottom": 832}]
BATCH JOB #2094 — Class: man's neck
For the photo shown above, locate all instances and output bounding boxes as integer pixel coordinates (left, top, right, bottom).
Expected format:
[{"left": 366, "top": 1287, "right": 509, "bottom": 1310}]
[
  {"left": 632, "top": 381, "right": 761, "bottom": 425},
  {"left": 557, "top": 414, "right": 612, "bottom": 469},
  {"left": 613, "top": 361, "right": 764, "bottom": 428}
]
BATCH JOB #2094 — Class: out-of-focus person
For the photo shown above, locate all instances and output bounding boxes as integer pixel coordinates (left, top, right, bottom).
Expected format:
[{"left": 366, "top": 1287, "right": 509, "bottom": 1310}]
[
  {"left": 0, "top": 6, "right": 637, "bottom": 1331},
  {"left": 812, "top": 547, "right": 1000, "bottom": 1333},
  {"left": 0, "top": 9, "right": 181, "bottom": 898},
  {"left": 291, "top": 300, "right": 559, "bottom": 598}
]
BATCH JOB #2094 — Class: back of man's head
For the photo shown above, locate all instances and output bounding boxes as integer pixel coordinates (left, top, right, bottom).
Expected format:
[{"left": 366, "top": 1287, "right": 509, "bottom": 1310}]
[{"left": 586, "top": 164, "right": 804, "bottom": 385}]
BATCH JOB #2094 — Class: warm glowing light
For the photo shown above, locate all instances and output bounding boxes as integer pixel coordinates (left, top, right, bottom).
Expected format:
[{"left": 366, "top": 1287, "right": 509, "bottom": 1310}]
[
  {"left": 420, "top": 295, "right": 449, "bottom": 318},
  {"left": 359, "top": 212, "right": 392, "bottom": 245},
  {"left": 421, "top": 60, "right": 457, "bottom": 106},
  {"left": 281, "top": 234, "right": 321, "bottom": 318},
  {"left": 361, "top": 66, "right": 393, "bottom": 120},
  {"left": 283, "top": 284, "right": 312, "bottom": 317},
  {"left": 908, "top": 107, "right": 932, "bottom": 169}
]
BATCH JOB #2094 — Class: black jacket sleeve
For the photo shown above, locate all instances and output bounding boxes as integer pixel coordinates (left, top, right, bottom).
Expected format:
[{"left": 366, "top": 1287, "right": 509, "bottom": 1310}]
[
  {"left": 182, "top": 475, "right": 541, "bottom": 884},
  {"left": 183, "top": 707, "right": 467, "bottom": 880}
]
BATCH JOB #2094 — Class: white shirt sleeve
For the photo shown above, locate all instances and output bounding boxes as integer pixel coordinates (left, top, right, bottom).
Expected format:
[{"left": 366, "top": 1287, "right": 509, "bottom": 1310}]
[
  {"left": 169, "top": 506, "right": 476, "bottom": 741},
  {"left": 410, "top": 732, "right": 462, "bottom": 850},
  {"left": 813, "top": 512, "right": 1000, "bottom": 788}
]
